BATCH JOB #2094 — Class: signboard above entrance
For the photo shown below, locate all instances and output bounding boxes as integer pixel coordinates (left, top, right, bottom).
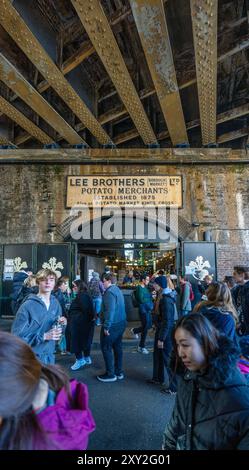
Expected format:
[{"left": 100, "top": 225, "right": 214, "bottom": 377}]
[{"left": 67, "top": 175, "right": 182, "bottom": 208}]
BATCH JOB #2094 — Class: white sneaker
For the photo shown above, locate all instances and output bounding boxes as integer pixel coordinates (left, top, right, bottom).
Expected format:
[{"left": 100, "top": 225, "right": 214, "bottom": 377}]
[
  {"left": 138, "top": 347, "right": 149, "bottom": 354},
  {"left": 130, "top": 328, "right": 139, "bottom": 339},
  {"left": 71, "top": 359, "right": 86, "bottom": 370}
]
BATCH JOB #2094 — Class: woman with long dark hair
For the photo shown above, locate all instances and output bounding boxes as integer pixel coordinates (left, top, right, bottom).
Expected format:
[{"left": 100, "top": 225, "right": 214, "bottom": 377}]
[
  {"left": 193, "top": 281, "right": 238, "bottom": 341},
  {"left": 69, "top": 280, "right": 94, "bottom": 370},
  {"left": 163, "top": 313, "right": 249, "bottom": 450},
  {"left": 0, "top": 331, "right": 95, "bottom": 450}
]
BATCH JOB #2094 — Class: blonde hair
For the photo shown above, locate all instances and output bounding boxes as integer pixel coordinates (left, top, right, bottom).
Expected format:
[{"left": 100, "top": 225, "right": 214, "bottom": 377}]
[
  {"left": 36, "top": 269, "right": 57, "bottom": 285},
  {"left": 194, "top": 281, "right": 238, "bottom": 323},
  {"left": 24, "top": 275, "right": 37, "bottom": 288}
]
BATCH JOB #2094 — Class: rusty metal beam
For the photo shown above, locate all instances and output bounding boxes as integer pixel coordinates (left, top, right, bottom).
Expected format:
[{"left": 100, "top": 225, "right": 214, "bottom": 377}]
[
  {"left": 130, "top": 0, "right": 188, "bottom": 146},
  {"left": 0, "top": 96, "right": 53, "bottom": 145},
  {"left": 0, "top": 53, "right": 83, "bottom": 144},
  {"left": 218, "top": 33, "right": 249, "bottom": 62},
  {"left": 0, "top": 0, "right": 111, "bottom": 145},
  {"left": 37, "top": 41, "right": 95, "bottom": 94},
  {"left": 113, "top": 102, "right": 249, "bottom": 145},
  {"left": 71, "top": 0, "right": 157, "bottom": 145},
  {"left": 218, "top": 127, "right": 249, "bottom": 144},
  {"left": 0, "top": 148, "right": 247, "bottom": 165},
  {"left": 97, "top": 32, "right": 248, "bottom": 105},
  {"left": 190, "top": 0, "right": 218, "bottom": 145},
  {"left": 19, "top": 99, "right": 249, "bottom": 147}
]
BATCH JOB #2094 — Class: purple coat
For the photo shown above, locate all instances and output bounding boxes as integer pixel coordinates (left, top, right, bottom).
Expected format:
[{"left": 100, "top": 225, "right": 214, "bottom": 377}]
[{"left": 34, "top": 379, "right": 95, "bottom": 450}]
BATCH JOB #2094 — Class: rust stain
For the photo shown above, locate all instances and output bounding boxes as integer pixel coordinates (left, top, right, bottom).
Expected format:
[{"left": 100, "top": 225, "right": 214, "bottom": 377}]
[
  {"left": 131, "top": 0, "right": 188, "bottom": 145},
  {"left": 190, "top": 0, "right": 217, "bottom": 145},
  {"left": 0, "top": 0, "right": 111, "bottom": 145},
  {"left": 0, "top": 96, "right": 52, "bottom": 144},
  {"left": 72, "top": 0, "right": 157, "bottom": 145}
]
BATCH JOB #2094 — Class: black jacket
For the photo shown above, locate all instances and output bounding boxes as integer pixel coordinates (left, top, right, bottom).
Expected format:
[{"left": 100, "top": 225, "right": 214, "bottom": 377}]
[
  {"left": 10, "top": 271, "right": 28, "bottom": 301},
  {"left": 232, "top": 281, "right": 249, "bottom": 335},
  {"left": 68, "top": 293, "right": 94, "bottom": 353},
  {"left": 156, "top": 291, "right": 176, "bottom": 342},
  {"left": 163, "top": 336, "right": 249, "bottom": 450}
]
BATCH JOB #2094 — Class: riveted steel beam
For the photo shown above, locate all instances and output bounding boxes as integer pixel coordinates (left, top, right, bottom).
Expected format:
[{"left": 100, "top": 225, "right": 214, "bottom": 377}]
[
  {"left": 71, "top": 0, "right": 157, "bottom": 145},
  {"left": 130, "top": 0, "right": 188, "bottom": 146},
  {"left": 0, "top": 0, "right": 111, "bottom": 145},
  {"left": 190, "top": 0, "right": 218, "bottom": 145},
  {"left": 0, "top": 96, "right": 53, "bottom": 145},
  {"left": 0, "top": 53, "right": 83, "bottom": 145}
]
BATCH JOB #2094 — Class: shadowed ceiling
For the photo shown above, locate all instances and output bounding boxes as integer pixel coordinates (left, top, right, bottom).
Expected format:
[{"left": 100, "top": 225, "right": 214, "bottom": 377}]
[{"left": 0, "top": 0, "right": 248, "bottom": 150}]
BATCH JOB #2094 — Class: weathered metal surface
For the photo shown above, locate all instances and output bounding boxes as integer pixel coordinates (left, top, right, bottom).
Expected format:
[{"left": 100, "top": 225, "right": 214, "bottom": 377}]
[
  {"left": 0, "top": 53, "right": 83, "bottom": 145},
  {"left": 218, "top": 127, "right": 249, "bottom": 144},
  {"left": 0, "top": 148, "right": 247, "bottom": 165},
  {"left": 217, "top": 33, "right": 249, "bottom": 62},
  {"left": 0, "top": 96, "right": 52, "bottom": 145},
  {"left": 112, "top": 102, "right": 249, "bottom": 145},
  {"left": 130, "top": 0, "right": 188, "bottom": 146},
  {"left": 0, "top": 135, "right": 17, "bottom": 147},
  {"left": 71, "top": 0, "right": 157, "bottom": 145},
  {"left": 190, "top": 0, "right": 218, "bottom": 145},
  {"left": 0, "top": 0, "right": 111, "bottom": 145}
]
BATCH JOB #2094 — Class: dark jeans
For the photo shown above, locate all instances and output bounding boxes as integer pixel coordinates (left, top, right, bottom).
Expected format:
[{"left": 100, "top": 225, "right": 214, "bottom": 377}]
[
  {"left": 133, "top": 302, "right": 153, "bottom": 348},
  {"left": 153, "top": 329, "right": 177, "bottom": 390},
  {"left": 100, "top": 321, "right": 126, "bottom": 377}
]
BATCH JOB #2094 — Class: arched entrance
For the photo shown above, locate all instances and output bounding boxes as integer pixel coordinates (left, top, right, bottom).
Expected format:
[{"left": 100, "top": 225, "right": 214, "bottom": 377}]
[{"left": 56, "top": 211, "right": 193, "bottom": 281}]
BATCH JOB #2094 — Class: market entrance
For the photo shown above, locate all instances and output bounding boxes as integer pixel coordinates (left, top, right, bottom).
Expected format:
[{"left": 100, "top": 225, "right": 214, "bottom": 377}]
[
  {"left": 78, "top": 241, "right": 177, "bottom": 285},
  {"left": 65, "top": 211, "right": 179, "bottom": 280}
]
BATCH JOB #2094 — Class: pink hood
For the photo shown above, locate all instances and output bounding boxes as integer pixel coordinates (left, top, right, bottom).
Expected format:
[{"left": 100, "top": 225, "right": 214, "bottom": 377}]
[{"left": 35, "top": 379, "right": 95, "bottom": 450}]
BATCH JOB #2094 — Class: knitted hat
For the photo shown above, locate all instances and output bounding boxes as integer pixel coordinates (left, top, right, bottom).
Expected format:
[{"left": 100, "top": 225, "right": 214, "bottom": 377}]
[{"left": 154, "top": 275, "right": 167, "bottom": 289}]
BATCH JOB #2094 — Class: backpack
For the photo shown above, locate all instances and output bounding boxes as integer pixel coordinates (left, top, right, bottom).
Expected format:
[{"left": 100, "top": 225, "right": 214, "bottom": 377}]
[
  {"left": 132, "top": 290, "right": 139, "bottom": 308},
  {"left": 184, "top": 282, "right": 194, "bottom": 302}
]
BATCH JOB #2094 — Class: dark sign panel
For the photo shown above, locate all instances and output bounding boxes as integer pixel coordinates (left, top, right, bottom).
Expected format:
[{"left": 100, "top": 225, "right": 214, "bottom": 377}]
[
  {"left": 1, "top": 244, "right": 33, "bottom": 316},
  {"left": 37, "top": 244, "right": 71, "bottom": 278},
  {"left": 182, "top": 242, "right": 217, "bottom": 284},
  {"left": 0, "top": 243, "right": 73, "bottom": 316}
]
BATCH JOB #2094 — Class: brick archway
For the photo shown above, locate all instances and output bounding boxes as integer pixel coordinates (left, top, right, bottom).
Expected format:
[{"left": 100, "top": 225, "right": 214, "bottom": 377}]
[{"left": 56, "top": 211, "right": 193, "bottom": 243}]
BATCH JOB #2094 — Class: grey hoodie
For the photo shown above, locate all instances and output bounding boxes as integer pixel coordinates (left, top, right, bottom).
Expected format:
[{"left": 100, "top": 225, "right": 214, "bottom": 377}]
[
  {"left": 11, "top": 294, "right": 62, "bottom": 364},
  {"left": 103, "top": 285, "right": 126, "bottom": 330}
]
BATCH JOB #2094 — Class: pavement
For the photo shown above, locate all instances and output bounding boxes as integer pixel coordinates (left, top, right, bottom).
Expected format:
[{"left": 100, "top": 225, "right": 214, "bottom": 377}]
[
  {"left": 0, "top": 317, "right": 175, "bottom": 450},
  {"left": 57, "top": 350, "right": 175, "bottom": 450}
]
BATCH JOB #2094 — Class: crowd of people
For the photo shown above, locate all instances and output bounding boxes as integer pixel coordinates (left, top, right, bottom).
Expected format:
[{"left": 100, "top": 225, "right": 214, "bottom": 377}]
[{"left": 1, "top": 264, "right": 249, "bottom": 449}]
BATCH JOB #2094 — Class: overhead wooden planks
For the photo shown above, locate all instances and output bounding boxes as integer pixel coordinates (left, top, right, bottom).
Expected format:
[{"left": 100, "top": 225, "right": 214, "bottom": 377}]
[
  {"left": 0, "top": 96, "right": 53, "bottom": 145},
  {"left": 0, "top": 53, "right": 84, "bottom": 145},
  {"left": 71, "top": 0, "right": 157, "bottom": 145},
  {"left": 190, "top": 0, "right": 218, "bottom": 145},
  {"left": 0, "top": 0, "right": 111, "bottom": 145},
  {"left": 130, "top": 0, "right": 188, "bottom": 146}
]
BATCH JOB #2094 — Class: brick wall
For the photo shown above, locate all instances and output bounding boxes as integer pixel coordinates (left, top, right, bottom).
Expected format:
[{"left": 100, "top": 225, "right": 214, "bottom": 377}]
[
  {"left": 0, "top": 162, "right": 248, "bottom": 275},
  {"left": 217, "top": 244, "right": 249, "bottom": 280}
]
